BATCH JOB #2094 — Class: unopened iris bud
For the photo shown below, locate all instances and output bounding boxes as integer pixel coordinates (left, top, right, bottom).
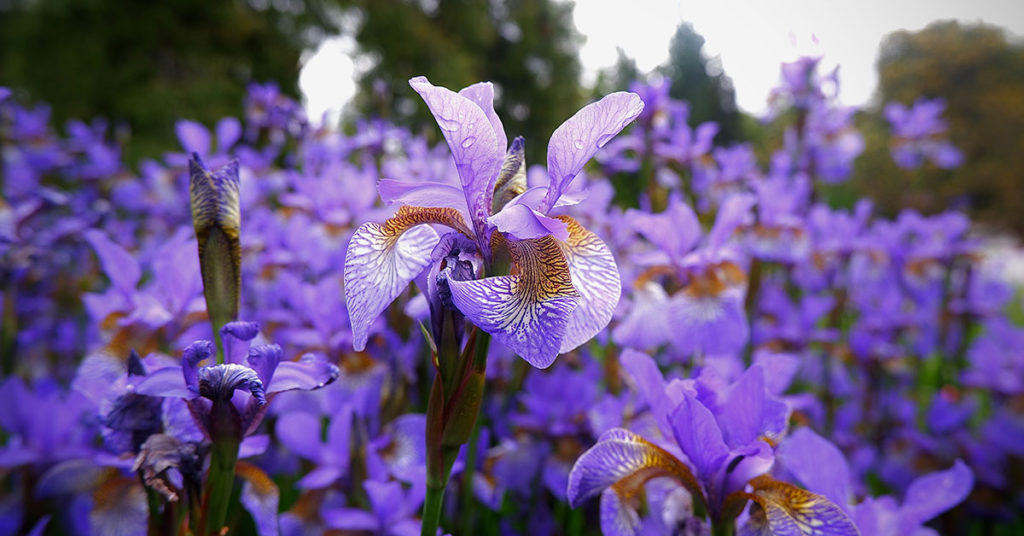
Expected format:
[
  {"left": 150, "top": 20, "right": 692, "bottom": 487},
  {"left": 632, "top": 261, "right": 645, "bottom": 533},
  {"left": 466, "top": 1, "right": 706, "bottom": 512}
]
[
  {"left": 491, "top": 136, "right": 526, "bottom": 213},
  {"left": 189, "top": 154, "right": 241, "bottom": 361}
]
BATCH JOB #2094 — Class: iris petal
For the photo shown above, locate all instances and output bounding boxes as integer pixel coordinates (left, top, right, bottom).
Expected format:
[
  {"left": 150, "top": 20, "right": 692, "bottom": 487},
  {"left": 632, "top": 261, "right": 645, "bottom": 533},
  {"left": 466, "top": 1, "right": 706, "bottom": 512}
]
[
  {"left": 377, "top": 179, "right": 471, "bottom": 223},
  {"left": 543, "top": 92, "right": 644, "bottom": 213},
  {"left": 344, "top": 205, "right": 472, "bottom": 350},
  {"left": 447, "top": 234, "right": 578, "bottom": 368},
  {"left": 600, "top": 487, "right": 642, "bottom": 536},
  {"left": 555, "top": 216, "right": 621, "bottom": 353},
  {"left": 458, "top": 81, "right": 507, "bottom": 154},
  {"left": 741, "top": 475, "right": 861, "bottom": 536},
  {"left": 567, "top": 428, "right": 701, "bottom": 509},
  {"left": 409, "top": 76, "right": 504, "bottom": 240}
]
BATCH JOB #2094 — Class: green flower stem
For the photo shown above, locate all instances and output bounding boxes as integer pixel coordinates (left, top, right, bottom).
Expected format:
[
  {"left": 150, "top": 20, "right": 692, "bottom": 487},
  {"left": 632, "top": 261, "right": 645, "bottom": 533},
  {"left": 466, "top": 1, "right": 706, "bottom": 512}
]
[
  {"left": 203, "top": 435, "right": 240, "bottom": 535},
  {"left": 421, "top": 480, "right": 447, "bottom": 536},
  {"left": 421, "top": 330, "right": 492, "bottom": 536},
  {"left": 711, "top": 520, "right": 735, "bottom": 536}
]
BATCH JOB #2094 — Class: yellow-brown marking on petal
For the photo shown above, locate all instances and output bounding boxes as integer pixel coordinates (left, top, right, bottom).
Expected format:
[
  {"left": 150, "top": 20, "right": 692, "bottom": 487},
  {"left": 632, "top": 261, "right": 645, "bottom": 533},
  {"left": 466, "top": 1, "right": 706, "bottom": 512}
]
[
  {"left": 607, "top": 434, "right": 704, "bottom": 510},
  {"left": 381, "top": 205, "right": 473, "bottom": 239},
  {"left": 683, "top": 260, "right": 747, "bottom": 299},
  {"left": 236, "top": 461, "right": 276, "bottom": 495},
  {"left": 503, "top": 234, "right": 578, "bottom": 304}
]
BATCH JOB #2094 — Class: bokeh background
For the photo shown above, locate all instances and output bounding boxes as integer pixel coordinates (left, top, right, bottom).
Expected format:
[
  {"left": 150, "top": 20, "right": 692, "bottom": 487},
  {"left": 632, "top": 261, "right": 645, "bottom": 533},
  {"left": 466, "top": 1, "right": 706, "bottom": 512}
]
[{"left": 3, "top": 0, "right": 1023, "bottom": 239}]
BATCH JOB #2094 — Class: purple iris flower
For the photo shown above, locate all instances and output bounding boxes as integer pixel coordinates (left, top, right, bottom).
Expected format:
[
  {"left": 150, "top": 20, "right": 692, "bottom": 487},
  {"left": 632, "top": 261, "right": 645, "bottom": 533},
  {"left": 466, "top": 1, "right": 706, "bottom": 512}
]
[
  {"left": 344, "top": 76, "right": 642, "bottom": 368},
  {"left": 885, "top": 98, "right": 963, "bottom": 170},
  {"left": 134, "top": 322, "right": 339, "bottom": 439},
  {"left": 620, "top": 193, "right": 754, "bottom": 357},
  {"left": 567, "top": 350, "right": 858, "bottom": 535}
]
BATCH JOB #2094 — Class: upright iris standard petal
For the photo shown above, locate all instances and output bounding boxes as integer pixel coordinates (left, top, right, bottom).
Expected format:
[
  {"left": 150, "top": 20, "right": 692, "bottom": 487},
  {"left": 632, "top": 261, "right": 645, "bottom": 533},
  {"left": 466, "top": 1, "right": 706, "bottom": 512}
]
[
  {"left": 741, "top": 476, "right": 861, "bottom": 536},
  {"left": 458, "top": 81, "right": 507, "bottom": 154},
  {"left": 717, "top": 365, "right": 790, "bottom": 448},
  {"left": 344, "top": 205, "right": 472, "bottom": 350},
  {"left": 409, "top": 76, "right": 504, "bottom": 242},
  {"left": 670, "top": 394, "right": 730, "bottom": 481},
  {"left": 543, "top": 92, "right": 644, "bottom": 213},
  {"left": 555, "top": 216, "right": 621, "bottom": 353},
  {"left": 446, "top": 235, "right": 579, "bottom": 368},
  {"left": 624, "top": 197, "right": 701, "bottom": 265},
  {"left": 708, "top": 193, "right": 756, "bottom": 251},
  {"left": 246, "top": 344, "right": 281, "bottom": 387},
  {"left": 84, "top": 229, "right": 141, "bottom": 295}
]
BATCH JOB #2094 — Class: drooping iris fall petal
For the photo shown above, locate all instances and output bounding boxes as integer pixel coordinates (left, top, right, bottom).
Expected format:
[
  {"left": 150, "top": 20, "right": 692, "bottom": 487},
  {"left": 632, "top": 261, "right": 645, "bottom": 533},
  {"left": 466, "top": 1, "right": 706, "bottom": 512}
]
[
  {"left": 555, "top": 216, "right": 621, "bottom": 353},
  {"left": 344, "top": 205, "right": 473, "bottom": 350},
  {"left": 446, "top": 234, "right": 579, "bottom": 368},
  {"left": 740, "top": 475, "right": 861, "bottom": 536}
]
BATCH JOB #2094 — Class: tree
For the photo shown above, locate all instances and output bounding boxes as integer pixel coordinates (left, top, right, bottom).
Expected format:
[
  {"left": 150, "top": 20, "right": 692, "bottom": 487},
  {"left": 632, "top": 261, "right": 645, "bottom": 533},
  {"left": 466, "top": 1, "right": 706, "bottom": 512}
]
[
  {"left": 854, "top": 21, "right": 1024, "bottom": 237},
  {"left": 658, "top": 22, "right": 742, "bottom": 144},
  {"left": 0, "top": 0, "right": 332, "bottom": 161},
  {"left": 341, "top": 0, "right": 584, "bottom": 165}
]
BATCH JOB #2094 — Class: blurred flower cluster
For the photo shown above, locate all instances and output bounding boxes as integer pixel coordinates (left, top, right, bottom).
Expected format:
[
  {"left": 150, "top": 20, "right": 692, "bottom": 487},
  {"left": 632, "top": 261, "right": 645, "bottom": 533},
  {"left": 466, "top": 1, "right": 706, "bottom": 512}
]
[{"left": 0, "top": 52, "right": 1019, "bottom": 536}]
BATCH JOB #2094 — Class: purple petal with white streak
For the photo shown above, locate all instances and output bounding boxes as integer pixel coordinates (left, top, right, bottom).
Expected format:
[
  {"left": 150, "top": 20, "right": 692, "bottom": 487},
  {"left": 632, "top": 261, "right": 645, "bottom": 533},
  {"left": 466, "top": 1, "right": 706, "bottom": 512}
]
[
  {"left": 543, "top": 92, "right": 644, "bottom": 213},
  {"left": 409, "top": 76, "right": 503, "bottom": 237},
  {"left": 556, "top": 217, "right": 621, "bottom": 353},
  {"left": 344, "top": 221, "right": 439, "bottom": 350}
]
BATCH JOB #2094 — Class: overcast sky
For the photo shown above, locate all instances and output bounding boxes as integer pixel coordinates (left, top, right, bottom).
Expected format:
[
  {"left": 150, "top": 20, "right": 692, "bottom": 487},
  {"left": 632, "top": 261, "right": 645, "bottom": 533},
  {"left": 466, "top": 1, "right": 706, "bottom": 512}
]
[{"left": 300, "top": 0, "right": 1024, "bottom": 122}]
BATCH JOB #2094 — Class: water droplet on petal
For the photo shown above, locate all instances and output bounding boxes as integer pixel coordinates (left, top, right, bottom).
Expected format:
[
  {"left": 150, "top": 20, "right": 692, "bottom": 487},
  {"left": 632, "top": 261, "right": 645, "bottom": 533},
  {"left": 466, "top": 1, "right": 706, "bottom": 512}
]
[
  {"left": 462, "top": 136, "right": 476, "bottom": 149},
  {"left": 437, "top": 117, "right": 459, "bottom": 132},
  {"left": 573, "top": 139, "right": 584, "bottom": 150}
]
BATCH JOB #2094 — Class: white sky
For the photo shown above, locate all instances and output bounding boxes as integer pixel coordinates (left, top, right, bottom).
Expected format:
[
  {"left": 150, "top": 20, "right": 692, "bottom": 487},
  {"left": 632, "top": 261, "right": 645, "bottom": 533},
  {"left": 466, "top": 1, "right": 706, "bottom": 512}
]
[{"left": 300, "top": 0, "right": 1024, "bottom": 121}]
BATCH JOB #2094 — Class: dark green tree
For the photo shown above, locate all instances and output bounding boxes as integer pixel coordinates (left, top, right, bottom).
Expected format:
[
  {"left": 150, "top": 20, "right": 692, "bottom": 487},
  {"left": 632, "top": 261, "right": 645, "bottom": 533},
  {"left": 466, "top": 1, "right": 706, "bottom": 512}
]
[
  {"left": 591, "top": 48, "right": 643, "bottom": 96},
  {"left": 0, "top": 0, "right": 333, "bottom": 161},
  {"left": 658, "top": 22, "right": 742, "bottom": 144},
  {"left": 341, "top": 0, "right": 584, "bottom": 165},
  {"left": 853, "top": 20, "right": 1024, "bottom": 237}
]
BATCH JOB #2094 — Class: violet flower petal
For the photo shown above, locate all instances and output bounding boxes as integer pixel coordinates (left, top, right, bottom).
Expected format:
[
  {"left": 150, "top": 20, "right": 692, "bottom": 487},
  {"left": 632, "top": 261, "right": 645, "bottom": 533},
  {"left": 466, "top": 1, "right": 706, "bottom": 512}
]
[
  {"left": 275, "top": 411, "right": 323, "bottom": 462},
  {"left": 899, "top": 460, "right": 973, "bottom": 532},
  {"left": 625, "top": 197, "right": 701, "bottom": 263},
  {"left": 237, "top": 462, "right": 280, "bottom": 536},
  {"left": 134, "top": 367, "right": 193, "bottom": 398},
  {"left": 778, "top": 428, "right": 854, "bottom": 511},
  {"left": 266, "top": 354, "right": 339, "bottom": 394},
  {"left": 543, "top": 92, "right": 644, "bottom": 213},
  {"left": 488, "top": 203, "right": 569, "bottom": 241},
  {"left": 344, "top": 220, "right": 439, "bottom": 350},
  {"left": 409, "top": 76, "right": 503, "bottom": 239},
  {"left": 670, "top": 394, "right": 729, "bottom": 481},
  {"left": 84, "top": 229, "right": 140, "bottom": 295},
  {"left": 446, "top": 236, "right": 579, "bottom": 368},
  {"left": 458, "top": 81, "right": 507, "bottom": 154},
  {"left": 556, "top": 217, "right": 621, "bottom": 353},
  {"left": 377, "top": 179, "right": 471, "bottom": 222},
  {"left": 600, "top": 487, "right": 641, "bottom": 536}
]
